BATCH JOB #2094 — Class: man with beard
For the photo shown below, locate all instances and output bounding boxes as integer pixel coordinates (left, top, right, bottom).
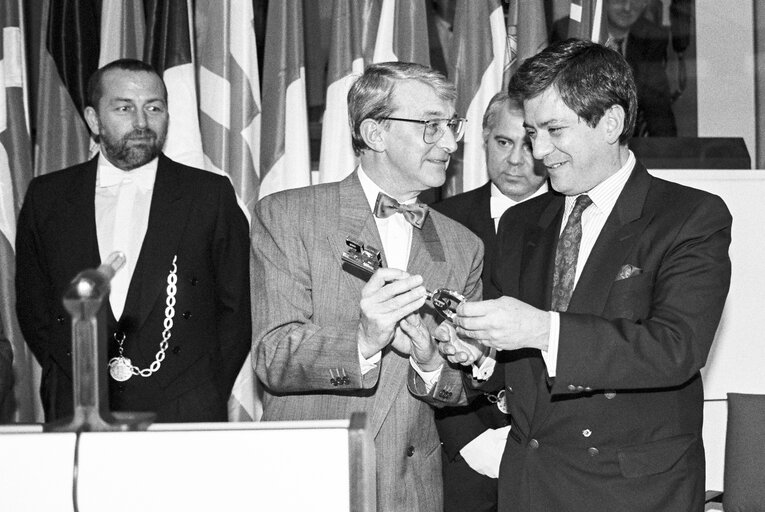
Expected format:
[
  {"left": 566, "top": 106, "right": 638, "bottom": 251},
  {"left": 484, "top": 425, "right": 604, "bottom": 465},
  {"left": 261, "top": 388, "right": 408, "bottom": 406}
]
[{"left": 15, "top": 59, "right": 250, "bottom": 423}]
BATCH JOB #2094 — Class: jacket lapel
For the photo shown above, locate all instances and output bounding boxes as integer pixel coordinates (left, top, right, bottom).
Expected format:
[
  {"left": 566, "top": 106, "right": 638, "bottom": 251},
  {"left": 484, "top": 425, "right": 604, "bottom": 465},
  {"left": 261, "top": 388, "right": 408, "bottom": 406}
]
[
  {"left": 64, "top": 158, "right": 102, "bottom": 282},
  {"left": 568, "top": 164, "right": 653, "bottom": 315},
  {"left": 125, "top": 155, "right": 188, "bottom": 329}
]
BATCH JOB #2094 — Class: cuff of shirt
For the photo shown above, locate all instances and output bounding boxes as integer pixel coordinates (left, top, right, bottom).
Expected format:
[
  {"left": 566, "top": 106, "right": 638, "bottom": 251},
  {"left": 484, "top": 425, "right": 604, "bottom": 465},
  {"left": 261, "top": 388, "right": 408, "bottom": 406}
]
[
  {"left": 409, "top": 358, "right": 443, "bottom": 393},
  {"left": 472, "top": 348, "right": 496, "bottom": 381},
  {"left": 358, "top": 346, "right": 381, "bottom": 375},
  {"left": 541, "top": 311, "right": 560, "bottom": 377}
]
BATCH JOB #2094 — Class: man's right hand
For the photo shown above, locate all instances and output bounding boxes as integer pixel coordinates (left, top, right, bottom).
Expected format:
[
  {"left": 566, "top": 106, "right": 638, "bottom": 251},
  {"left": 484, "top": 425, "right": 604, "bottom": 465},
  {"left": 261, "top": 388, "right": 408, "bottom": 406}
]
[
  {"left": 357, "top": 268, "right": 427, "bottom": 358},
  {"left": 433, "top": 321, "right": 486, "bottom": 366}
]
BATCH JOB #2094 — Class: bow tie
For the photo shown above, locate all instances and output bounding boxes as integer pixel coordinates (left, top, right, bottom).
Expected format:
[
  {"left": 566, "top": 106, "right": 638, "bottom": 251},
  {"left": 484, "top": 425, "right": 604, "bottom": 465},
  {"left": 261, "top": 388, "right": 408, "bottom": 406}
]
[
  {"left": 373, "top": 193, "right": 429, "bottom": 229},
  {"left": 98, "top": 164, "right": 155, "bottom": 191}
]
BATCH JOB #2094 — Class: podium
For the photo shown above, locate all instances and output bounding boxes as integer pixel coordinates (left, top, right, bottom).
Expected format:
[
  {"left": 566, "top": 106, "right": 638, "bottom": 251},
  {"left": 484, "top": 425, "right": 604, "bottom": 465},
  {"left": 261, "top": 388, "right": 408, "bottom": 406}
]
[{"left": 0, "top": 413, "right": 376, "bottom": 511}]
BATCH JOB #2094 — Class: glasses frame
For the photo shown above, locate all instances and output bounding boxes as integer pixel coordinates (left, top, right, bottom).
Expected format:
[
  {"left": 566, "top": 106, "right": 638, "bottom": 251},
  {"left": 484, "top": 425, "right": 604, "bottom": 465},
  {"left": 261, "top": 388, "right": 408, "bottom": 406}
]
[{"left": 379, "top": 116, "right": 467, "bottom": 144}]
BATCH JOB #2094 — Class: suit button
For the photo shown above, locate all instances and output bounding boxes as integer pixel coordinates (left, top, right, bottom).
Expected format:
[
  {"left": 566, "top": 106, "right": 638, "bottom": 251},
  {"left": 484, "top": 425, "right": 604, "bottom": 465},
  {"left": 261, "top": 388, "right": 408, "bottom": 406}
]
[
  {"left": 172, "top": 346, "right": 181, "bottom": 355},
  {"left": 567, "top": 385, "right": 576, "bottom": 392},
  {"left": 190, "top": 277, "right": 198, "bottom": 286},
  {"left": 182, "top": 311, "right": 192, "bottom": 320},
  {"left": 576, "top": 385, "right": 585, "bottom": 392},
  {"left": 604, "top": 391, "right": 616, "bottom": 399},
  {"left": 65, "top": 350, "right": 71, "bottom": 357},
  {"left": 584, "top": 386, "right": 592, "bottom": 392},
  {"left": 57, "top": 315, "right": 65, "bottom": 325},
  {"left": 506, "top": 387, "right": 513, "bottom": 393},
  {"left": 406, "top": 446, "right": 415, "bottom": 457},
  {"left": 587, "top": 447, "right": 600, "bottom": 457},
  {"left": 582, "top": 429, "right": 592, "bottom": 438},
  {"left": 528, "top": 439, "right": 539, "bottom": 449}
]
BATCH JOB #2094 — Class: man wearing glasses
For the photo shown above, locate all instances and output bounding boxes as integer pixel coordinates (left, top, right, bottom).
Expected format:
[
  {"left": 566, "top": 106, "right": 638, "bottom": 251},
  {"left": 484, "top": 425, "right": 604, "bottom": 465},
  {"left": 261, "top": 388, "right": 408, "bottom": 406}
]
[{"left": 251, "top": 61, "right": 482, "bottom": 511}]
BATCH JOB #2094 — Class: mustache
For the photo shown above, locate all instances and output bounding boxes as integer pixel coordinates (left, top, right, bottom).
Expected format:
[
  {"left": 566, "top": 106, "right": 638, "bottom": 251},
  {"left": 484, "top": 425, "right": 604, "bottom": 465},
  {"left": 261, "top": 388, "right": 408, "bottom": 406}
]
[{"left": 124, "top": 128, "right": 158, "bottom": 141}]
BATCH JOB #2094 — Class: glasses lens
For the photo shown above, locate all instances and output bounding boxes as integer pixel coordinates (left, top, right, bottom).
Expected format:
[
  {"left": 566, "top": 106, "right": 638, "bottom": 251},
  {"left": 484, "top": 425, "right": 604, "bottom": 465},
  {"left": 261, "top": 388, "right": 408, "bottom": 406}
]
[
  {"left": 448, "top": 119, "right": 465, "bottom": 142},
  {"left": 423, "top": 121, "right": 442, "bottom": 144}
]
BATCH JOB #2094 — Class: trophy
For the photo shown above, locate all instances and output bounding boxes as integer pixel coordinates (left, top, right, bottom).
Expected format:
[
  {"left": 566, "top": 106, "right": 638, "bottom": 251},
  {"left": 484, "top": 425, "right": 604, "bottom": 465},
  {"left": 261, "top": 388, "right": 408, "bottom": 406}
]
[{"left": 341, "top": 237, "right": 465, "bottom": 321}]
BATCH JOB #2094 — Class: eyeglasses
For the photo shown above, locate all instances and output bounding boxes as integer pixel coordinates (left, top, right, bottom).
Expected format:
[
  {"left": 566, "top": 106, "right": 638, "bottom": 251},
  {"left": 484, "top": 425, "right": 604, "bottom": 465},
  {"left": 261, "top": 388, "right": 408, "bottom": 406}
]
[{"left": 380, "top": 116, "right": 467, "bottom": 144}]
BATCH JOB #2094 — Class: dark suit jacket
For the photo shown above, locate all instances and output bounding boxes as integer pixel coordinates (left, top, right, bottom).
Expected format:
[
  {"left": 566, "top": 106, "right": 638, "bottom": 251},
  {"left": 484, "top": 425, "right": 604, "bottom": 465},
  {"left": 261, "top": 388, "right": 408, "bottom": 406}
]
[
  {"left": 419, "top": 162, "right": 732, "bottom": 511},
  {"left": 15, "top": 154, "right": 251, "bottom": 423},
  {"left": 552, "top": 17, "right": 677, "bottom": 136},
  {"left": 431, "top": 183, "right": 511, "bottom": 511},
  {"left": 251, "top": 171, "right": 483, "bottom": 512}
]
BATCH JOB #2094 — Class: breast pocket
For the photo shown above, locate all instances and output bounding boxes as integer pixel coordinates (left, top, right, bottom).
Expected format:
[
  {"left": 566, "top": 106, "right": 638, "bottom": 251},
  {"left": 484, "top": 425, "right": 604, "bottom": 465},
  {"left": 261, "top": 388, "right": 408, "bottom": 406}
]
[{"left": 604, "top": 270, "right": 654, "bottom": 321}]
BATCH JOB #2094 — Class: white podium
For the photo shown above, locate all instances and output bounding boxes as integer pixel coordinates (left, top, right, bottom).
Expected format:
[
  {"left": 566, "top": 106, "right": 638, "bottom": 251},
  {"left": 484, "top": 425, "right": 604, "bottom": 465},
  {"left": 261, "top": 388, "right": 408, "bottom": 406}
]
[{"left": 0, "top": 413, "right": 375, "bottom": 512}]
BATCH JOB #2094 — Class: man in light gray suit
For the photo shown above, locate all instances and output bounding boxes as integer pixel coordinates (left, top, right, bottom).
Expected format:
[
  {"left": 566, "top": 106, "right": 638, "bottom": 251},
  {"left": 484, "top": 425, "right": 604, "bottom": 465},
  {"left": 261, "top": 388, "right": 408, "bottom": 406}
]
[{"left": 251, "top": 62, "right": 483, "bottom": 511}]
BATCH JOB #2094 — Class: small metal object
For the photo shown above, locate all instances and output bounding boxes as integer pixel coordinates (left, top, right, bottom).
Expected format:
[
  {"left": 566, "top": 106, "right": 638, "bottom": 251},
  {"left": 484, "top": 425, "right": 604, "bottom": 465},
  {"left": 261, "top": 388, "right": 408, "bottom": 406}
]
[{"left": 341, "top": 237, "right": 465, "bottom": 321}]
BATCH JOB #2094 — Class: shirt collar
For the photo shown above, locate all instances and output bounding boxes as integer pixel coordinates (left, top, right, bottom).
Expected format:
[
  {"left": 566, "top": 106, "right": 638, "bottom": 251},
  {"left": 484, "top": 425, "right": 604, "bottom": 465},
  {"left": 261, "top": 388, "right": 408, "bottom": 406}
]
[
  {"left": 357, "top": 165, "right": 417, "bottom": 211},
  {"left": 568, "top": 150, "right": 635, "bottom": 213},
  {"left": 490, "top": 181, "right": 549, "bottom": 219},
  {"left": 96, "top": 153, "right": 159, "bottom": 191}
]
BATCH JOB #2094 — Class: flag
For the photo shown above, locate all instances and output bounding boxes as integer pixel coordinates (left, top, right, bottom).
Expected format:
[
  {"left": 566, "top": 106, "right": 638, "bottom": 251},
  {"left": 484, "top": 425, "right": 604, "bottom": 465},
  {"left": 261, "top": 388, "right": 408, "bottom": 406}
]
[
  {"left": 98, "top": 0, "right": 145, "bottom": 66},
  {"left": 144, "top": 0, "right": 205, "bottom": 169},
  {"left": 1, "top": 0, "right": 42, "bottom": 422},
  {"left": 258, "top": 0, "right": 311, "bottom": 198},
  {"left": 196, "top": 0, "right": 263, "bottom": 422},
  {"left": 373, "top": 0, "right": 429, "bottom": 65},
  {"left": 567, "top": 0, "right": 608, "bottom": 43},
  {"left": 317, "top": 0, "right": 380, "bottom": 184},
  {"left": 34, "top": 0, "right": 99, "bottom": 176},
  {"left": 505, "top": 0, "right": 548, "bottom": 82},
  {"left": 444, "top": 0, "right": 506, "bottom": 197}
]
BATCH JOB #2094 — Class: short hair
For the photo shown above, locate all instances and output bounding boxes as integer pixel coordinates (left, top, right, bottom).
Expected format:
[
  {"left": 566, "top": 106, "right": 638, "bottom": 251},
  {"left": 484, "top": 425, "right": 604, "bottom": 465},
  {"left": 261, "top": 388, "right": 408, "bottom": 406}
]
[
  {"left": 482, "top": 91, "right": 524, "bottom": 140},
  {"left": 86, "top": 58, "right": 167, "bottom": 110},
  {"left": 347, "top": 61, "right": 457, "bottom": 155},
  {"left": 508, "top": 38, "right": 637, "bottom": 144}
]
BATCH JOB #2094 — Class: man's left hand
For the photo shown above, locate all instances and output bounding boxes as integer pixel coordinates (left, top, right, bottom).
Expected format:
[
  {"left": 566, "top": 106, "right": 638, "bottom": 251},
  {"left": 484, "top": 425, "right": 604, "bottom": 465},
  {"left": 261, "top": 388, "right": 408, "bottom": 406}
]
[
  {"left": 453, "top": 296, "right": 550, "bottom": 352},
  {"left": 398, "top": 312, "right": 442, "bottom": 371}
]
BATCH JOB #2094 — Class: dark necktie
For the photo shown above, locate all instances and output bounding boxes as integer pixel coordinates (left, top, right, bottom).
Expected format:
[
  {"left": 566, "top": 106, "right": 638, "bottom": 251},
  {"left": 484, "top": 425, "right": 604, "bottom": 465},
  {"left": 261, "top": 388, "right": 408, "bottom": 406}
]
[
  {"left": 373, "top": 192, "right": 429, "bottom": 229},
  {"left": 551, "top": 195, "right": 593, "bottom": 312}
]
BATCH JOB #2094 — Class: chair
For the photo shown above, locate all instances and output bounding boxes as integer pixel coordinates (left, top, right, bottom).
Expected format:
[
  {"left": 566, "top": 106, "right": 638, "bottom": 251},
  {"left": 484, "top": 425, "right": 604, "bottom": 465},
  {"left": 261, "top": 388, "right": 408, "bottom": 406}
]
[{"left": 720, "top": 393, "right": 765, "bottom": 511}]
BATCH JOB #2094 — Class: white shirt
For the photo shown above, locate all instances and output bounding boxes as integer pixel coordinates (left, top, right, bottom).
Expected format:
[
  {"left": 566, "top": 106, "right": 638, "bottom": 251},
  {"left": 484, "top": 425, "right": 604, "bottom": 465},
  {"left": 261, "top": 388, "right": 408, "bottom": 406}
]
[
  {"left": 95, "top": 155, "right": 158, "bottom": 318},
  {"left": 542, "top": 151, "right": 636, "bottom": 375},
  {"left": 356, "top": 166, "right": 416, "bottom": 372},
  {"left": 490, "top": 181, "right": 549, "bottom": 230}
]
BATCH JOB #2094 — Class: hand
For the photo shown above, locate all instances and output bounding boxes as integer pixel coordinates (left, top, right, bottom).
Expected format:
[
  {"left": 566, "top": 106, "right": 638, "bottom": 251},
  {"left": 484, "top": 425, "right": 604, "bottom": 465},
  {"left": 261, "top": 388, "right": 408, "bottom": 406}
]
[
  {"left": 452, "top": 296, "right": 550, "bottom": 352},
  {"left": 432, "top": 321, "right": 485, "bottom": 366},
  {"left": 357, "top": 268, "right": 427, "bottom": 358},
  {"left": 398, "top": 312, "right": 441, "bottom": 371}
]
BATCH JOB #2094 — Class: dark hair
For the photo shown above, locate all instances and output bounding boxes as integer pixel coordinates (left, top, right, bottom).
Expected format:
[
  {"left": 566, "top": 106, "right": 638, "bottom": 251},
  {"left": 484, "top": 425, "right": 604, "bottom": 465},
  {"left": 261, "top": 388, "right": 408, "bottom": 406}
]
[
  {"left": 347, "top": 61, "right": 456, "bottom": 155},
  {"left": 86, "top": 58, "right": 167, "bottom": 110},
  {"left": 508, "top": 38, "right": 637, "bottom": 144}
]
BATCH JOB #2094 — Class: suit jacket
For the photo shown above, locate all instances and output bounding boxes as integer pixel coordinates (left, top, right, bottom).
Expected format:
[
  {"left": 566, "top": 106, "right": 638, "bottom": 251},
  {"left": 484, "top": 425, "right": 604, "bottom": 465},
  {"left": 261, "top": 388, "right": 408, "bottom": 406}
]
[
  {"left": 552, "top": 17, "right": 677, "bottom": 136},
  {"left": 419, "top": 162, "right": 732, "bottom": 512},
  {"left": 251, "top": 170, "right": 483, "bottom": 512},
  {"left": 15, "top": 154, "right": 251, "bottom": 423},
  {"left": 0, "top": 316, "right": 12, "bottom": 422},
  {"left": 431, "top": 184, "right": 511, "bottom": 461}
]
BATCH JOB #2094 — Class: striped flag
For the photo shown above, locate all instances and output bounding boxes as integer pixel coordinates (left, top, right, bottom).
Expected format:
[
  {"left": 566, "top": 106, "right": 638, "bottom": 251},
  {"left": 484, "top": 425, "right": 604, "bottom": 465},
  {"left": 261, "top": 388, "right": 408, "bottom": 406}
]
[
  {"left": 373, "top": 0, "right": 429, "bottom": 65},
  {"left": 144, "top": 0, "right": 205, "bottom": 169},
  {"left": 34, "top": 0, "right": 99, "bottom": 176},
  {"left": 505, "top": 0, "right": 548, "bottom": 81},
  {"left": 567, "top": 0, "right": 609, "bottom": 43},
  {"left": 317, "top": 0, "right": 380, "bottom": 184},
  {"left": 258, "top": 0, "right": 311, "bottom": 198},
  {"left": 444, "top": 0, "right": 506, "bottom": 197},
  {"left": 98, "top": 0, "right": 145, "bottom": 66},
  {"left": 1, "top": 0, "right": 42, "bottom": 422},
  {"left": 196, "top": 0, "right": 263, "bottom": 422}
]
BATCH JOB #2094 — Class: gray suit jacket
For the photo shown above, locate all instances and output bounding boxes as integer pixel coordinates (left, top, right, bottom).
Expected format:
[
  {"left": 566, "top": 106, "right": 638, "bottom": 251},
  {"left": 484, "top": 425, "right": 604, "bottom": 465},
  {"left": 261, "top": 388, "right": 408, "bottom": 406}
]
[{"left": 251, "top": 170, "right": 483, "bottom": 512}]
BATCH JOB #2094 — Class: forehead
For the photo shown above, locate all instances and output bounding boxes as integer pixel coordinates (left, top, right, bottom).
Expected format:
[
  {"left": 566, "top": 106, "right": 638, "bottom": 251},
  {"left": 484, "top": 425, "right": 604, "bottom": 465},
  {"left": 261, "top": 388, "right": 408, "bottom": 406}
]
[
  {"left": 390, "top": 79, "right": 454, "bottom": 117},
  {"left": 491, "top": 105, "right": 526, "bottom": 135},
  {"left": 99, "top": 69, "right": 166, "bottom": 102},
  {"left": 523, "top": 87, "right": 577, "bottom": 127}
]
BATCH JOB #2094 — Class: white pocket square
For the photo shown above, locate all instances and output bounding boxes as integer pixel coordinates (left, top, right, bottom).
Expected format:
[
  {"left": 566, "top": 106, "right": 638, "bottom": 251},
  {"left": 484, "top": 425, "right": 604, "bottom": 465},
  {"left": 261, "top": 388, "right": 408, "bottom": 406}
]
[{"left": 616, "top": 264, "right": 642, "bottom": 281}]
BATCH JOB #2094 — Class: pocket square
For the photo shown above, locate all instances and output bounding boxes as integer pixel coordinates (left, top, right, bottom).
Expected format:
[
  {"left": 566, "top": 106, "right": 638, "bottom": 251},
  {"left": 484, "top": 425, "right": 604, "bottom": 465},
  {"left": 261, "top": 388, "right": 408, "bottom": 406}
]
[{"left": 616, "top": 264, "right": 642, "bottom": 281}]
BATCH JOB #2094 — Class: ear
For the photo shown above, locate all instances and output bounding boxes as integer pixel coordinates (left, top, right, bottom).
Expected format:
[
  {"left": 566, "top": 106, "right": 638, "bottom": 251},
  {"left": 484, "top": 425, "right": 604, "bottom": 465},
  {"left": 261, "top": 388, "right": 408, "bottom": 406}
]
[
  {"left": 602, "top": 104, "right": 625, "bottom": 144},
  {"left": 84, "top": 106, "right": 101, "bottom": 136},
  {"left": 359, "top": 118, "right": 386, "bottom": 153}
]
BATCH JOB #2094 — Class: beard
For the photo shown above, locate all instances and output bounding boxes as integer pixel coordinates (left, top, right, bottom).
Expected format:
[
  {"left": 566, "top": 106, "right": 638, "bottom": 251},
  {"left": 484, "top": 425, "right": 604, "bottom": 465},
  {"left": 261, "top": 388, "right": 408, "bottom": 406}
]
[{"left": 100, "top": 127, "right": 166, "bottom": 170}]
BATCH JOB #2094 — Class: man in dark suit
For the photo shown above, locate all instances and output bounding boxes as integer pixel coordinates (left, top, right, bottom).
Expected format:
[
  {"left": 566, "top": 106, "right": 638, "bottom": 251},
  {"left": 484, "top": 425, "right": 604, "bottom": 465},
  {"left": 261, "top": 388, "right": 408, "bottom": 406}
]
[
  {"left": 552, "top": 0, "right": 677, "bottom": 136},
  {"left": 431, "top": 91, "right": 548, "bottom": 512},
  {"left": 16, "top": 59, "right": 251, "bottom": 423},
  {"left": 420, "top": 39, "right": 731, "bottom": 511}
]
